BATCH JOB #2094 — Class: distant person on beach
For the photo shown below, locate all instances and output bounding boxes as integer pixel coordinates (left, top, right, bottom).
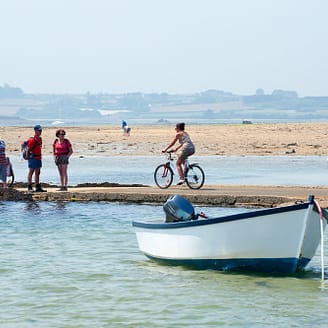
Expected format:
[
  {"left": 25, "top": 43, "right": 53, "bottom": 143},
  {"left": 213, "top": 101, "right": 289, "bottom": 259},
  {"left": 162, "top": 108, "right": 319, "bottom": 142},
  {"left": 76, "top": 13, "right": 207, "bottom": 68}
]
[
  {"left": 122, "top": 120, "right": 131, "bottom": 136},
  {"left": 26, "top": 125, "right": 47, "bottom": 192},
  {"left": 162, "top": 122, "right": 195, "bottom": 185},
  {"left": 53, "top": 129, "right": 73, "bottom": 191},
  {"left": 0, "top": 140, "right": 7, "bottom": 188}
]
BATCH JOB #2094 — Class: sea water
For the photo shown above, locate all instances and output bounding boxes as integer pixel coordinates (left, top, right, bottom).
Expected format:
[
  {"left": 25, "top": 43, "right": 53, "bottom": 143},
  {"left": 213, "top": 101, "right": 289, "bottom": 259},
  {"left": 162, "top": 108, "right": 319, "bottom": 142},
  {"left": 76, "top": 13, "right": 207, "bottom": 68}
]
[
  {"left": 3, "top": 155, "right": 328, "bottom": 326},
  {"left": 1, "top": 201, "right": 328, "bottom": 327},
  {"left": 8, "top": 155, "right": 328, "bottom": 186}
]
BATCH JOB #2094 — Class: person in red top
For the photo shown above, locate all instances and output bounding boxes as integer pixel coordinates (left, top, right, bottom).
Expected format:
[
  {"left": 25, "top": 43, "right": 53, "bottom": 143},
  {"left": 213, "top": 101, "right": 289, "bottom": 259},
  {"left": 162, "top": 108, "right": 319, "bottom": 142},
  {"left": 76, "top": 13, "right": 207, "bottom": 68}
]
[
  {"left": 26, "top": 125, "right": 46, "bottom": 192},
  {"left": 53, "top": 129, "right": 73, "bottom": 191}
]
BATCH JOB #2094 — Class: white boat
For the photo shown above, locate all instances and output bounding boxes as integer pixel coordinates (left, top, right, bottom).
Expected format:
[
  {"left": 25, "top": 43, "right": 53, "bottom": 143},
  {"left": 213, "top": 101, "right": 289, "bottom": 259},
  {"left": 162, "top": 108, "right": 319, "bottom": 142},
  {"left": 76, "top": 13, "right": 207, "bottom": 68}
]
[{"left": 132, "top": 195, "right": 328, "bottom": 273}]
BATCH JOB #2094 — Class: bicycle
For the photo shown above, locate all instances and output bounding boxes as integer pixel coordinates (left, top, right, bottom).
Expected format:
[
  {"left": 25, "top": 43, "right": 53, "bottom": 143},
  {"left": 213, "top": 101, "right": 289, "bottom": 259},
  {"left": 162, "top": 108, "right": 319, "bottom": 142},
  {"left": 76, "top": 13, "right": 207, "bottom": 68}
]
[
  {"left": 6, "top": 157, "right": 14, "bottom": 187},
  {"left": 154, "top": 151, "right": 205, "bottom": 189}
]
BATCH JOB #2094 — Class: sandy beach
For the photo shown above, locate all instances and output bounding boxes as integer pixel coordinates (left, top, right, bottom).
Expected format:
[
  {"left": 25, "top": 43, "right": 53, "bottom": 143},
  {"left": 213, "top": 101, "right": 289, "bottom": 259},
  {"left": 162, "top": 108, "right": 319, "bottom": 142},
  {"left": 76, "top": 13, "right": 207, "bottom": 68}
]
[{"left": 1, "top": 122, "right": 328, "bottom": 157}]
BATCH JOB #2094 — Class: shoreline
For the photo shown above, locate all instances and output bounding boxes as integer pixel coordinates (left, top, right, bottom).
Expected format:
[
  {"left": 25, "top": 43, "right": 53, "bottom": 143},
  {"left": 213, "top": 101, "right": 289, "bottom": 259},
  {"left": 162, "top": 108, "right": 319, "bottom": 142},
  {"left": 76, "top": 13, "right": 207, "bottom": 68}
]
[
  {"left": 2, "top": 184, "right": 328, "bottom": 208},
  {"left": 1, "top": 122, "right": 328, "bottom": 157}
]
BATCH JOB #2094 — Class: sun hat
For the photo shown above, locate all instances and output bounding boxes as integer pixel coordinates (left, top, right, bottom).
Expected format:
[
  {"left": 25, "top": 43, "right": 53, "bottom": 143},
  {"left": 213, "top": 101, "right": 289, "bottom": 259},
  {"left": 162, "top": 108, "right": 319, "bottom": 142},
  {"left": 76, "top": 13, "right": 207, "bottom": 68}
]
[{"left": 34, "top": 124, "right": 42, "bottom": 131}]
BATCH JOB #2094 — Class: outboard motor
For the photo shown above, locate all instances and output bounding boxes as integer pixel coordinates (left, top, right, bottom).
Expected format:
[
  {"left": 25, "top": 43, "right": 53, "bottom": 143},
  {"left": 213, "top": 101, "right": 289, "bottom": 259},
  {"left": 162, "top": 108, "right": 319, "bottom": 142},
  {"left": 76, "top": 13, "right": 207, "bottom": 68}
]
[{"left": 163, "top": 195, "right": 197, "bottom": 222}]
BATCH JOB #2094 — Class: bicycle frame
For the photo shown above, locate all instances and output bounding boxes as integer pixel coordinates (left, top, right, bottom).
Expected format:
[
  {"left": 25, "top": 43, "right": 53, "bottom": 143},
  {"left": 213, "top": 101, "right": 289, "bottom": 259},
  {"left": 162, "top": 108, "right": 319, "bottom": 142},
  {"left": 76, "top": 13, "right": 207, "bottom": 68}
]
[
  {"left": 160, "top": 154, "right": 172, "bottom": 178},
  {"left": 162, "top": 151, "right": 198, "bottom": 176},
  {"left": 172, "top": 153, "right": 195, "bottom": 173}
]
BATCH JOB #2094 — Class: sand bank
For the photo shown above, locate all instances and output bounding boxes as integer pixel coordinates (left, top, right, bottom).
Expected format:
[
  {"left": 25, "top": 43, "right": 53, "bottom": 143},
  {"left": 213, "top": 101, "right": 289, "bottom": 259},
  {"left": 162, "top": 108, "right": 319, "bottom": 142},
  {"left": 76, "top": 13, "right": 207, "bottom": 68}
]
[{"left": 1, "top": 122, "right": 328, "bottom": 157}]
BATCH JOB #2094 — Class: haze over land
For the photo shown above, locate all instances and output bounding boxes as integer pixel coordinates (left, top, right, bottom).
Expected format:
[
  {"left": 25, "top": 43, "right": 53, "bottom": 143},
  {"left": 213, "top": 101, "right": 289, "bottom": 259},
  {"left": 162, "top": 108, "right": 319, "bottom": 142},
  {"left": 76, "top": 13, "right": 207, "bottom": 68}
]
[{"left": 0, "top": 85, "right": 328, "bottom": 125}]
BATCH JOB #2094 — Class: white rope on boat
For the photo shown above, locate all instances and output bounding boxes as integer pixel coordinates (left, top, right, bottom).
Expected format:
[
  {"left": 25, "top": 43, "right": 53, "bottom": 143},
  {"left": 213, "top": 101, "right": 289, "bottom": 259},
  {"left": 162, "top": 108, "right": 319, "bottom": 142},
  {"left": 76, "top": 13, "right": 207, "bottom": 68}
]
[{"left": 314, "top": 199, "right": 324, "bottom": 281}]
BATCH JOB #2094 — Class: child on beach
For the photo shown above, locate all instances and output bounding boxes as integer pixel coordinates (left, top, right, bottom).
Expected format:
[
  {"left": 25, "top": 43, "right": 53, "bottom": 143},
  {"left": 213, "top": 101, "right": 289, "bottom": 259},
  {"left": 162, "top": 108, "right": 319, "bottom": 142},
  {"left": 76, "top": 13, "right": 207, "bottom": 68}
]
[{"left": 162, "top": 122, "right": 195, "bottom": 185}]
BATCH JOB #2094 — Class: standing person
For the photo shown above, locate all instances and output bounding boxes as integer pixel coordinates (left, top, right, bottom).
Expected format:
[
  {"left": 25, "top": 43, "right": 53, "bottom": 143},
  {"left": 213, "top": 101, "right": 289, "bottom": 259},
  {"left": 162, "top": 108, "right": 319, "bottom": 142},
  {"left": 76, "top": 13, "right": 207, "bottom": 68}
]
[
  {"left": 26, "top": 124, "right": 47, "bottom": 192},
  {"left": 122, "top": 120, "right": 127, "bottom": 135},
  {"left": 53, "top": 129, "right": 73, "bottom": 191},
  {"left": 122, "top": 120, "right": 131, "bottom": 136},
  {"left": 162, "top": 122, "right": 195, "bottom": 185},
  {"left": 0, "top": 140, "right": 7, "bottom": 188}
]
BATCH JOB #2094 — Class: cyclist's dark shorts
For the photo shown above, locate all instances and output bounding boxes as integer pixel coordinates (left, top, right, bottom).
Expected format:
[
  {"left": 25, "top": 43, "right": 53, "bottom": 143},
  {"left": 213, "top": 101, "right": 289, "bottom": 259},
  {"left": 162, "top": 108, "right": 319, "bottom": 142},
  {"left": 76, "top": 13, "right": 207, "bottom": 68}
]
[
  {"left": 28, "top": 159, "right": 42, "bottom": 169},
  {"left": 178, "top": 148, "right": 195, "bottom": 161}
]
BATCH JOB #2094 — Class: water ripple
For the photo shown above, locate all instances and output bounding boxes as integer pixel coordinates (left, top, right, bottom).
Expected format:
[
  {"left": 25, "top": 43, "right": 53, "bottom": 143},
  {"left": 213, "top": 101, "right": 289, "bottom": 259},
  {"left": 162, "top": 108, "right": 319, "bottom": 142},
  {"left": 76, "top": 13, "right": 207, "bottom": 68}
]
[{"left": 1, "top": 201, "right": 328, "bottom": 327}]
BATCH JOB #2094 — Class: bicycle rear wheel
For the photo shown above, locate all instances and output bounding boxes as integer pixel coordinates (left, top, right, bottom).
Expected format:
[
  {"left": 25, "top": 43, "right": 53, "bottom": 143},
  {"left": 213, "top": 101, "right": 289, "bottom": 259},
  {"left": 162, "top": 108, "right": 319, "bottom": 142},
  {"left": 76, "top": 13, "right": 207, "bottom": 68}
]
[
  {"left": 185, "top": 164, "right": 205, "bottom": 189},
  {"left": 154, "top": 164, "right": 174, "bottom": 189}
]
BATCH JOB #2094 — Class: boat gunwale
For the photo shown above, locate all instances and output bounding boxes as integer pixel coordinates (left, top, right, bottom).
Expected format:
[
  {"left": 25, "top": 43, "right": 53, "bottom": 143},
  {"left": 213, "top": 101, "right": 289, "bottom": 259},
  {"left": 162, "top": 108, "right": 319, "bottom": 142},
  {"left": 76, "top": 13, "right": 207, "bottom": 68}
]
[{"left": 133, "top": 201, "right": 313, "bottom": 229}]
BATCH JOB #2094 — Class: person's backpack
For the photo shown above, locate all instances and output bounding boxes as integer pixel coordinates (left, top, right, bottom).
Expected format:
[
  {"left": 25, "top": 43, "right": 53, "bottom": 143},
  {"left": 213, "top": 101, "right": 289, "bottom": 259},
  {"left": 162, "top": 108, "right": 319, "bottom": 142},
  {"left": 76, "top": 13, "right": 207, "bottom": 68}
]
[
  {"left": 21, "top": 137, "right": 38, "bottom": 160},
  {"left": 21, "top": 140, "right": 29, "bottom": 160}
]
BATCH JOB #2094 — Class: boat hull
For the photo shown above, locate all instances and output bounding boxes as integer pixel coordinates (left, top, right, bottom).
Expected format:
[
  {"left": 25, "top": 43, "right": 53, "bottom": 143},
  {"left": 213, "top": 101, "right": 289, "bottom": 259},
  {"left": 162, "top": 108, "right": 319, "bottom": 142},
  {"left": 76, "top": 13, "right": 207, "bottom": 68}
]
[
  {"left": 145, "top": 255, "right": 311, "bottom": 273},
  {"left": 133, "top": 197, "right": 328, "bottom": 273}
]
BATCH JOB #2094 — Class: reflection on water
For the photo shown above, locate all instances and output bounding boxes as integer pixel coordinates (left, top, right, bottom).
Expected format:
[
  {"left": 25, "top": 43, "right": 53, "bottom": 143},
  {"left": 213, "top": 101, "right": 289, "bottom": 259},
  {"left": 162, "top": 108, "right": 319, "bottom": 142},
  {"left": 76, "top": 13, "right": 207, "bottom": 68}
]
[{"left": 24, "top": 201, "right": 41, "bottom": 213}]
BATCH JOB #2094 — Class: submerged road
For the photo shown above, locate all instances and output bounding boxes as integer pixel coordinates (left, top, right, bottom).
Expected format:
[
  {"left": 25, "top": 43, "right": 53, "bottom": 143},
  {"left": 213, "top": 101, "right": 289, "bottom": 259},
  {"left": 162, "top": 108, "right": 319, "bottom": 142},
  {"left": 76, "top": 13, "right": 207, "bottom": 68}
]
[{"left": 6, "top": 184, "right": 328, "bottom": 208}]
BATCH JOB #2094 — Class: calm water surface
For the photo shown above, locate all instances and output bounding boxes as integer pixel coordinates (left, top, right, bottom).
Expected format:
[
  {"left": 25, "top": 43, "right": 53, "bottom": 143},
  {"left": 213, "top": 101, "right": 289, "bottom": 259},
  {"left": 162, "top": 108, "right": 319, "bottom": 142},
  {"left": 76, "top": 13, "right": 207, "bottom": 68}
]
[
  {"left": 8, "top": 155, "right": 328, "bottom": 186},
  {"left": 1, "top": 202, "right": 328, "bottom": 327}
]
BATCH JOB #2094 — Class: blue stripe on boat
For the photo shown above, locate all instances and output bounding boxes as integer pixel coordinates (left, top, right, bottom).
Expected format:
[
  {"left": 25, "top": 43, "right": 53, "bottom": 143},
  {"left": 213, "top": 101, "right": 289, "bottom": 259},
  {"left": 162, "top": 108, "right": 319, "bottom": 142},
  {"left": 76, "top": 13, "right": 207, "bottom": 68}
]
[
  {"left": 144, "top": 254, "right": 311, "bottom": 273},
  {"left": 133, "top": 201, "right": 310, "bottom": 229}
]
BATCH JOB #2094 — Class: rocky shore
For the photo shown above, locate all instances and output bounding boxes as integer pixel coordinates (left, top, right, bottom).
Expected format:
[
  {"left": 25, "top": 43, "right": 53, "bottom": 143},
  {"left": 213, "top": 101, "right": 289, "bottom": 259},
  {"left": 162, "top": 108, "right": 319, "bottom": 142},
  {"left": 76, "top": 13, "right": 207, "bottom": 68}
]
[{"left": 2, "top": 184, "right": 328, "bottom": 208}]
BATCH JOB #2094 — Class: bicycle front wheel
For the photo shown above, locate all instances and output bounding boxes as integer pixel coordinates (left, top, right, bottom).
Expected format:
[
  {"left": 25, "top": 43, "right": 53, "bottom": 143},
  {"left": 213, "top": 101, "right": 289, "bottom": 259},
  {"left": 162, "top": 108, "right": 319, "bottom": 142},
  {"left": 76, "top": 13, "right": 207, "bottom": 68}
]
[
  {"left": 154, "top": 164, "right": 174, "bottom": 189},
  {"left": 185, "top": 164, "right": 205, "bottom": 189}
]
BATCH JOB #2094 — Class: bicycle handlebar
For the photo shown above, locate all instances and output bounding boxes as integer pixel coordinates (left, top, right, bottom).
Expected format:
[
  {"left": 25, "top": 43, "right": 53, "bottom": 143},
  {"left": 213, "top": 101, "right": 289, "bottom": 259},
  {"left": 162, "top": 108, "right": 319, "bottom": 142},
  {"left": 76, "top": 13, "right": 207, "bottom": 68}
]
[{"left": 162, "top": 150, "right": 174, "bottom": 160}]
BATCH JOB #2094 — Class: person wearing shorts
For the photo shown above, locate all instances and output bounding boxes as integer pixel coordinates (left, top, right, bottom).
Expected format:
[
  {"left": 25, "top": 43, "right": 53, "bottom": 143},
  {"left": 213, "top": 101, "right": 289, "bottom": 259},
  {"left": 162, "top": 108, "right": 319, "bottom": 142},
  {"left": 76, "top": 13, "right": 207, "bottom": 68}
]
[
  {"left": 26, "top": 125, "right": 46, "bottom": 192},
  {"left": 162, "top": 122, "right": 195, "bottom": 185},
  {"left": 53, "top": 129, "right": 73, "bottom": 191}
]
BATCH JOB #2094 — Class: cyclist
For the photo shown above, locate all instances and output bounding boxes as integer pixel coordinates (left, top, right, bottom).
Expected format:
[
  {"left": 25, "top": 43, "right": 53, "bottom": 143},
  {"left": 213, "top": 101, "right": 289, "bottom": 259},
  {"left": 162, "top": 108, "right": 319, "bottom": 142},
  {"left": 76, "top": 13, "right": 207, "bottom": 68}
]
[{"left": 162, "top": 122, "right": 195, "bottom": 185}]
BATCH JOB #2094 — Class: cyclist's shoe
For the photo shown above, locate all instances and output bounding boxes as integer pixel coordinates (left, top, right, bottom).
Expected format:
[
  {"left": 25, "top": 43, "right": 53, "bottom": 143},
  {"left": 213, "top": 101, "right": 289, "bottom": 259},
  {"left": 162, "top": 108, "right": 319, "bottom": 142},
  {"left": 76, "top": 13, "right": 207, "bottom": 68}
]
[
  {"left": 27, "top": 184, "right": 34, "bottom": 192},
  {"left": 176, "top": 179, "right": 185, "bottom": 185}
]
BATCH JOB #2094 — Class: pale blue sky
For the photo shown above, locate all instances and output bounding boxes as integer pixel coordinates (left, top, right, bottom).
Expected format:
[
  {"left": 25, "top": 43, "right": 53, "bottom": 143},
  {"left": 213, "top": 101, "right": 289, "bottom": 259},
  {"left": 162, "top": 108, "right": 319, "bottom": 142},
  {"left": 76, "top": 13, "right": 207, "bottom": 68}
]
[{"left": 1, "top": 0, "right": 327, "bottom": 96}]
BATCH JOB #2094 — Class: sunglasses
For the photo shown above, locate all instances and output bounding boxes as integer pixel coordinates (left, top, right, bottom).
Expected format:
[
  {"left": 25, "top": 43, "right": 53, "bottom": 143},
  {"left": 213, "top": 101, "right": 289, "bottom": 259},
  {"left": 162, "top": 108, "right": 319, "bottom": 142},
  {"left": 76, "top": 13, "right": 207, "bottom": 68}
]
[{"left": 59, "top": 133, "right": 65, "bottom": 136}]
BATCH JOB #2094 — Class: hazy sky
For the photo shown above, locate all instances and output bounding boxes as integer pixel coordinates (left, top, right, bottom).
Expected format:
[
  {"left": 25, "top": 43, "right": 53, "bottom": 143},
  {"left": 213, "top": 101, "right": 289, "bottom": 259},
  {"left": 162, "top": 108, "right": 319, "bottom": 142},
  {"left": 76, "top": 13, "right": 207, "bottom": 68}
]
[{"left": 1, "top": 0, "right": 327, "bottom": 96}]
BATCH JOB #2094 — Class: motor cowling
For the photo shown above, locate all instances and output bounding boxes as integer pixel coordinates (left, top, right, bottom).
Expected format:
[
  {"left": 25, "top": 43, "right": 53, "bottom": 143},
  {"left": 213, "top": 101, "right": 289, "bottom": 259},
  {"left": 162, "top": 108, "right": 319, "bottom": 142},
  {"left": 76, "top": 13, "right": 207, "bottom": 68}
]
[{"left": 163, "top": 195, "right": 197, "bottom": 222}]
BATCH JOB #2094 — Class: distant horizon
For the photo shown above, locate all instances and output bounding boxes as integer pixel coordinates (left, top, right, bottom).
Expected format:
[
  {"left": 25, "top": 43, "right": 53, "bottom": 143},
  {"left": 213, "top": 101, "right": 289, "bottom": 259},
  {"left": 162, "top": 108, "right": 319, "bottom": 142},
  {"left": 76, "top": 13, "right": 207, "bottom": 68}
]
[{"left": 2, "top": 83, "right": 328, "bottom": 98}]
